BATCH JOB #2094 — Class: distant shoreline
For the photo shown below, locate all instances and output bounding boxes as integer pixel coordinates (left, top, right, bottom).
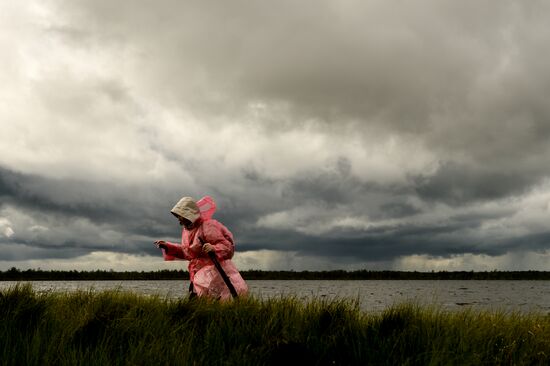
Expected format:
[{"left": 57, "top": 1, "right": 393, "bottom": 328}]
[{"left": 2, "top": 268, "right": 550, "bottom": 280}]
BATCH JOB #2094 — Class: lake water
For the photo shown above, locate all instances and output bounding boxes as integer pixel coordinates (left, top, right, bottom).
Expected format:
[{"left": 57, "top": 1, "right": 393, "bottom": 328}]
[{"left": 1, "top": 280, "right": 548, "bottom": 313}]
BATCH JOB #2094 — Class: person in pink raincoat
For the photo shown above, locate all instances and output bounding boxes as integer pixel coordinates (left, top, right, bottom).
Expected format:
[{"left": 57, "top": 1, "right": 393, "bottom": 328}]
[{"left": 154, "top": 196, "right": 248, "bottom": 299}]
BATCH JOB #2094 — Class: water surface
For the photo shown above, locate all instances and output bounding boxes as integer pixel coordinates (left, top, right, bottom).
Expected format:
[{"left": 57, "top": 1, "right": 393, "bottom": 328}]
[{"left": 1, "top": 280, "right": 548, "bottom": 313}]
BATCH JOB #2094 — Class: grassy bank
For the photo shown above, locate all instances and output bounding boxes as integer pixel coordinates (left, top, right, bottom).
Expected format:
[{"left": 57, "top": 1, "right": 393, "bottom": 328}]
[{"left": 1, "top": 284, "right": 549, "bottom": 365}]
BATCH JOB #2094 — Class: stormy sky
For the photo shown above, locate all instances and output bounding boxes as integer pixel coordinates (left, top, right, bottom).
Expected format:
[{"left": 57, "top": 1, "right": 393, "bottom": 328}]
[{"left": 1, "top": 0, "right": 550, "bottom": 271}]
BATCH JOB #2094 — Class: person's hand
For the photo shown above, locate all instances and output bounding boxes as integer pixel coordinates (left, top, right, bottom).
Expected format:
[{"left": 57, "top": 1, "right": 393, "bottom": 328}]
[
  {"left": 154, "top": 240, "right": 167, "bottom": 250},
  {"left": 202, "top": 243, "right": 214, "bottom": 254}
]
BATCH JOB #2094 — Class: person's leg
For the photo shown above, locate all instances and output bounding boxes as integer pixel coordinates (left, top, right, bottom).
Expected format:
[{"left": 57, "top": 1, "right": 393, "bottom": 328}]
[{"left": 188, "top": 282, "right": 197, "bottom": 299}]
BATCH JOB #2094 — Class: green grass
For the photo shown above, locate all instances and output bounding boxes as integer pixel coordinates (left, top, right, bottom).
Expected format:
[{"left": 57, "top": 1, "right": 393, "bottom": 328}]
[{"left": 1, "top": 284, "right": 550, "bottom": 365}]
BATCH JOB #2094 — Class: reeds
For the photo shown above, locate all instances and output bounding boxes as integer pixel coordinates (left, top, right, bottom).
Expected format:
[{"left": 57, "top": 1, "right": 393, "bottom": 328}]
[{"left": 1, "top": 283, "right": 549, "bottom": 365}]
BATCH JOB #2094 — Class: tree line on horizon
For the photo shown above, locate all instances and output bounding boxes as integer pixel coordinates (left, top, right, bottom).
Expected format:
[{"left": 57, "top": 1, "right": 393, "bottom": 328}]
[{"left": 1, "top": 267, "right": 550, "bottom": 280}]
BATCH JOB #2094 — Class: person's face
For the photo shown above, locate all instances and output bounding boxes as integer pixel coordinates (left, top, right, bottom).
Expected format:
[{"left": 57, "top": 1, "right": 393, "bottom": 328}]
[{"left": 177, "top": 215, "right": 193, "bottom": 229}]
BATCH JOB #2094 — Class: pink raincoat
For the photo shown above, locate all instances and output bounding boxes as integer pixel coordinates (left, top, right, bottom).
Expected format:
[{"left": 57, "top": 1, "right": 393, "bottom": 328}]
[{"left": 161, "top": 196, "right": 248, "bottom": 299}]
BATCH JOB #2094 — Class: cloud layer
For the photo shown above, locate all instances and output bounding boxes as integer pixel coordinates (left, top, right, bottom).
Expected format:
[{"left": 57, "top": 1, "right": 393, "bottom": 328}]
[{"left": 1, "top": 1, "right": 550, "bottom": 270}]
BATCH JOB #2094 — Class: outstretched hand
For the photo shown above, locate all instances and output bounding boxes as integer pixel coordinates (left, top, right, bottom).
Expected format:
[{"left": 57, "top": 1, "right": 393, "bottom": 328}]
[{"left": 154, "top": 240, "right": 167, "bottom": 250}]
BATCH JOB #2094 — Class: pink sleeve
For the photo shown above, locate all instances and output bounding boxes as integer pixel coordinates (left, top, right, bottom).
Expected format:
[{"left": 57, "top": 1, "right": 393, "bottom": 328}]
[
  {"left": 162, "top": 229, "right": 201, "bottom": 261},
  {"left": 162, "top": 241, "right": 185, "bottom": 261},
  {"left": 201, "top": 220, "right": 235, "bottom": 260}
]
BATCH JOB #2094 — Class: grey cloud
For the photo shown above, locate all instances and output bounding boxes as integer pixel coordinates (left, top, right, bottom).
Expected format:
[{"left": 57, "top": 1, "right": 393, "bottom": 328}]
[
  {"left": 48, "top": 1, "right": 550, "bottom": 128},
  {"left": 0, "top": 164, "right": 278, "bottom": 260},
  {"left": 510, "top": 232, "right": 550, "bottom": 253},
  {"left": 414, "top": 162, "right": 540, "bottom": 205},
  {"left": 2, "top": 1, "right": 550, "bottom": 269},
  {"left": 0, "top": 242, "right": 88, "bottom": 261},
  {"left": 239, "top": 215, "right": 520, "bottom": 263},
  {"left": 238, "top": 224, "right": 479, "bottom": 262},
  {"left": 282, "top": 157, "right": 359, "bottom": 201},
  {"left": 378, "top": 202, "right": 420, "bottom": 219},
  {"left": 0, "top": 166, "right": 137, "bottom": 223},
  {"left": 221, "top": 157, "right": 548, "bottom": 264},
  {"left": 0, "top": 166, "right": 180, "bottom": 253},
  {"left": 50, "top": 0, "right": 550, "bottom": 189},
  {"left": 279, "top": 157, "right": 409, "bottom": 211}
]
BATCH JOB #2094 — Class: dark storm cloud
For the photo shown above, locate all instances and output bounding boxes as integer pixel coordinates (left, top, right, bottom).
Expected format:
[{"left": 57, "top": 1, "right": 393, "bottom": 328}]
[
  {"left": 378, "top": 202, "right": 421, "bottom": 220},
  {"left": 4, "top": 154, "right": 541, "bottom": 264},
  {"left": 239, "top": 222, "right": 483, "bottom": 262},
  {"left": 277, "top": 157, "right": 417, "bottom": 218},
  {"left": 239, "top": 208, "right": 534, "bottom": 263},
  {"left": 2, "top": 1, "right": 550, "bottom": 269},
  {"left": 0, "top": 166, "right": 166, "bottom": 226},
  {"left": 280, "top": 157, "right": 373, "bottom": 203},
  {"left": 52, "top": 1, "right": 550, "bottom": 131},
  {"left": 51, "top": 0, "right": 550, "bottom": 185},
  {"left": 0, "top": 242, "right": 88, "bottom": 261},
  {"left": 0, "top": 167, "right": 120, "bottom": 221},
  {"left": 414, "top": 162, "right": 539, "bottom": 205},
  {"left": 500, "top": 231, "right": 550, "bottom": 253},
  {"left": 0, "top": 166, "right": 183, "bottom": 257}
]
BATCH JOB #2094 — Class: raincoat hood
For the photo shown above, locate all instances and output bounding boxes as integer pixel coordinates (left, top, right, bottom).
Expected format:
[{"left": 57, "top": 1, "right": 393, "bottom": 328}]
[{"left": 171, "top": 197, "right": 201, "bottom": 223}]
